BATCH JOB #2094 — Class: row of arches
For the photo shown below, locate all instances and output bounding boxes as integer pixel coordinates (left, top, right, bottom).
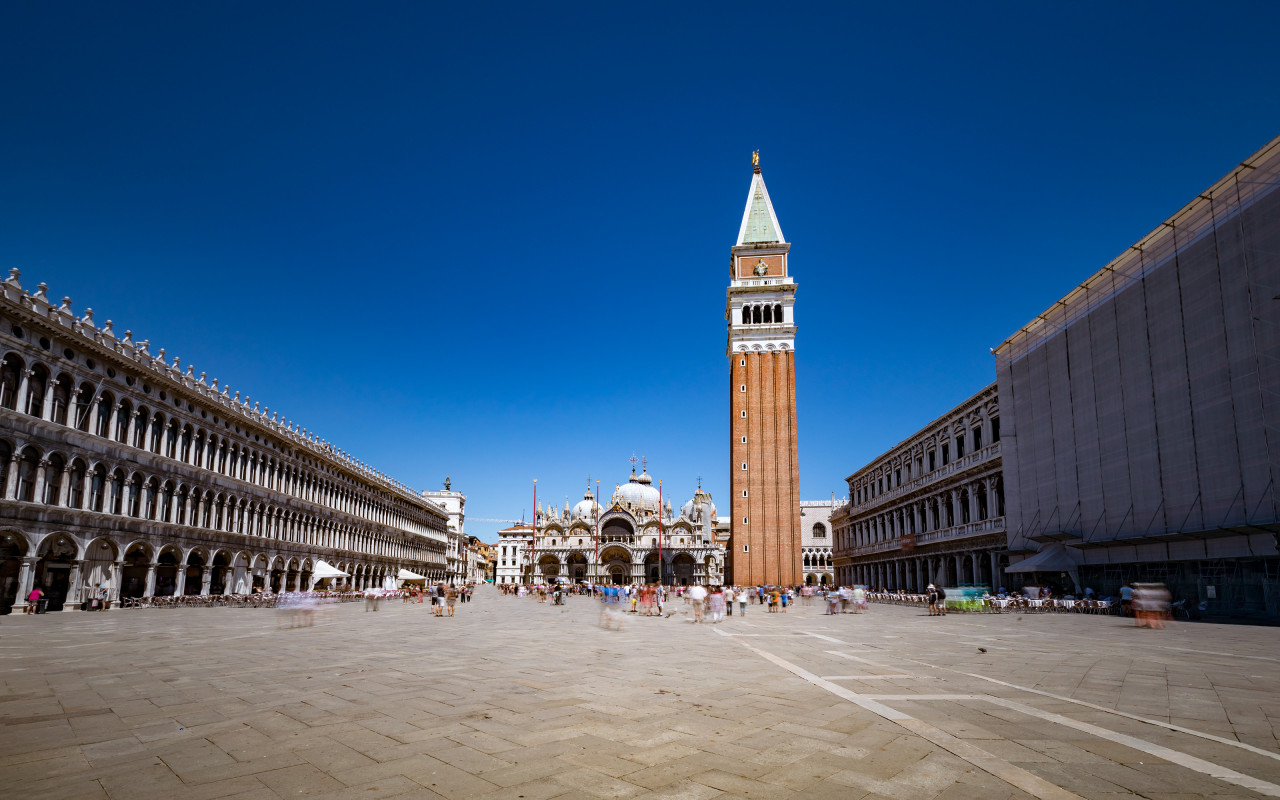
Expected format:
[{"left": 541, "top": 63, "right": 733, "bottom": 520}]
[
  {"left": 0, "top": 351, "right": 445, "bottom": 539},
  {"left": 0, "top": 529, "right": 442, "bottom": 614},
  {"left": 507, "top": 547, "right": 721, "bottom": 586},
  {"left": 740, "top": 303, "right": 784, "bottom": 325},
  {"left": 835, "top": 549, "right": 1010, "bottom": 592},
  {"left": 0, "top": 439, "right": 440, "bottom": 564},
  {"left": 838, "top": 477, "right": 1004, "bottom": 551},
  {"left": 802, "top": 551, "right": 832, "bottom": 568}
]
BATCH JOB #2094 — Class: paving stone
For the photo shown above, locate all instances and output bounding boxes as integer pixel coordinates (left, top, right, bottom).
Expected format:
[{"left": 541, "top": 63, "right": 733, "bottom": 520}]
[{"left": 3, "top": 588, "right": 1280, "bottom": 800}]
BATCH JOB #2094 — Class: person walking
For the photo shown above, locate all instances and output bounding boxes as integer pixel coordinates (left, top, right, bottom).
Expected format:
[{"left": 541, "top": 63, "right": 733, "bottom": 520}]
[
  {"left": 446, "top": 584, "right": 458, "bottom": 616},
  {"left": 25, "top": 587, "right": 43, "bottom": 614}
]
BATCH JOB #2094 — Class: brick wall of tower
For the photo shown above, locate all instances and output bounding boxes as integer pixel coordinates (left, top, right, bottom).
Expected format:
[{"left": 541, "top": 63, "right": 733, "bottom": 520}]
[{"left": 730, "top": 350, "right": 800, "bottom": 586}]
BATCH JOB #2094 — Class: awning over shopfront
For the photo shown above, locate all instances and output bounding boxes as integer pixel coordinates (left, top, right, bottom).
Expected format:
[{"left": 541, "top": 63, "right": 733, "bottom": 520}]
[
  {"left": 1005, "top": 543, "right": 1082, "bottom": 574},
  {"left": 312, "top": 560, "right": 349, "bottom": 579},
  {"left": 397, "top": 568, "right": 428, "bottom": 583}
]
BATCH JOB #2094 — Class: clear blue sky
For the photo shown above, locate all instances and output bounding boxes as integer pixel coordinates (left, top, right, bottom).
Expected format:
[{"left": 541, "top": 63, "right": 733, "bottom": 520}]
[{"left": 3, "top": 2, "right": 1279, "bottom": 543}]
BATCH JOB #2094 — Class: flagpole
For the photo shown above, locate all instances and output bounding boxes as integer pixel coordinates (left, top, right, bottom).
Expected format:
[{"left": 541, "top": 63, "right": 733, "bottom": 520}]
[
  {"left": 594, "top": 478, "right": 600, "bottom": 587},
  {"left": 532, "top": 478, "right": 537, "bottom": 586},
  {"left": 658, "top": 479, "right": 664, "bottom": 586}
]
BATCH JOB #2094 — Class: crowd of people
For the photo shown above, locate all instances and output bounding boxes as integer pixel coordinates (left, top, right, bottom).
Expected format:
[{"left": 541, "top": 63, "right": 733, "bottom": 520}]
[
  {"left": 498, "top": 582, "right": 881, "bottom": 626},
  {"left": 497, "top": 578, "right": 1184, "bottom": 629}
]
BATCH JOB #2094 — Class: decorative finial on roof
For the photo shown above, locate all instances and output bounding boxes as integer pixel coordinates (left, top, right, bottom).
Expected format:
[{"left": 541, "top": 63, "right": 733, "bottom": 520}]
[
  {"left": 752, "top": 149, "right": 760, "bottom": 173},
  {"left": 630, "top": 452, "right": 638, "bottom": 474}
]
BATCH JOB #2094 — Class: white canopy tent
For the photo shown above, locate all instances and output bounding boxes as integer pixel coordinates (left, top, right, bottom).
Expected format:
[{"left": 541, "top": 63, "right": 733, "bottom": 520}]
[
  {"left": 397, "top": 568, "right": 428, "bottom": 585},
  {"left": 309, "top": 560, "right": 349, "bottom": 590},
  {"left": 1005, "top": 544, "right": 1083, "bottom": 592}
]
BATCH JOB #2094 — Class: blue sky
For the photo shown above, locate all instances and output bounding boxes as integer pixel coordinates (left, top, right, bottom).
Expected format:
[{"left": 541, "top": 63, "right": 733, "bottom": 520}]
[{"left": 3, "top": 2, "right": 1279, "bottom": 542}]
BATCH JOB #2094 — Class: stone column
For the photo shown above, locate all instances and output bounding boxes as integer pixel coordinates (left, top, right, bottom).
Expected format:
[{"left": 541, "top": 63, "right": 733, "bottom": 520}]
[
  {"left": 67, "top": 559, "right": 83, "bottom": 609},
  {"left": 32, "top": 460, "right": 48, "bottom": 505},
  {"left": 108, "top": 402, "right": 122, "bottom": 442},
  {"left": 200, "top": 569, "right": 212, "bottom": 596},
  {"left": 144, "top": 562, "right": 157, "bottom": 596},
  {"left": 15, "top": 370, "right": 31, "bottom": 417},
  {"left": 174, "top": 564, "right": 187, "bottom": 596},
  {"left": 57, "top": 465, "right": 72, "bottom": 507},
  {"left": 110, "top": 560, "right": 124, "bottom": 604},
  {"left": 990, "top": 551, "right": 1002, "bottom": 591},
  {"left": 82, "top": 469, "right": 94, "bottom": 510},
  {"left": 40, "top": 380, "right": 56, "bottom": 420},
  {"left": 971, "top": 552, "right": 981, "bottom": 586},
  {"left": 15, "top": 557, "right": 36, "bottom": 611}
]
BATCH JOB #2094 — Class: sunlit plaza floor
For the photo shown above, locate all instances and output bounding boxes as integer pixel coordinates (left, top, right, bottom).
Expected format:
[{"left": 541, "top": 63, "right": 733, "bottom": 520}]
[{"left": 2, "top": 587, "right": 1279, "bottom": 799}]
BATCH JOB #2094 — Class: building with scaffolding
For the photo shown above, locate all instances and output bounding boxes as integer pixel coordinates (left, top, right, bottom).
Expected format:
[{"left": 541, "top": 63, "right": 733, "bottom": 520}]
[{"left": 996, "top": 135, "right": 1280, "bottom": 618}]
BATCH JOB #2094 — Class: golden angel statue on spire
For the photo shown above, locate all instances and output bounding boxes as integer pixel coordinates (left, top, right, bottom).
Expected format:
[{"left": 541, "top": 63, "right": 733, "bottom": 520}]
[{"left": 752, "top": 150, "right": 759, "bottom": 167}]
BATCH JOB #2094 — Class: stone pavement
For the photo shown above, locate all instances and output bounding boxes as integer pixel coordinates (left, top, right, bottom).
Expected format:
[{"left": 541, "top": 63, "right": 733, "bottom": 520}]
[{"left": 1, "top": 588, "right": 1278, "bottom": 800}]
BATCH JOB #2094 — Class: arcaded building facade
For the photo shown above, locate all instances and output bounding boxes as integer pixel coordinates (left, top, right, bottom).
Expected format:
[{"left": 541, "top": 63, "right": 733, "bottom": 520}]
[
  {"left": 831, "top": 384, "right": 1005, "bottom": 591},
  {"left": 996, "top": 135, "right": 1280, "bottom": 616},
  {"left": 0, "top": 272, "right": 449, "bottom": 612},
  {"left": 727, "top": 156, "right": 801, "bottom": 587}
]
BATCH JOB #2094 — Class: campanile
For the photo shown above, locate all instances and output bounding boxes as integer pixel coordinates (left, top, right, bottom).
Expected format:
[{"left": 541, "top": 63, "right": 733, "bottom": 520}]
[{"left": 727, "top": 153, "right": 800, "bottom": 587}]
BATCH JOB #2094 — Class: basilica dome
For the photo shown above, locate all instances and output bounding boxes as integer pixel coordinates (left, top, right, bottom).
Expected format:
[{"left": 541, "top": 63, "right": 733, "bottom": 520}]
[
  {"left": 572, "top": 488, "right": 601, "bottom": 520},
  {"left": 611, "top": 467, "right": 662, "bottom": 513},
  {"left": 681, "top": 479, "right": 717, "bottom": 522}
]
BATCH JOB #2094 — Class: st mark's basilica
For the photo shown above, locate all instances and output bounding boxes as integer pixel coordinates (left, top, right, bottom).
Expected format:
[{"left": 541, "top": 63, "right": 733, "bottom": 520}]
[{"left": 496, "top": 462, "right": 726, "bottom": 586}]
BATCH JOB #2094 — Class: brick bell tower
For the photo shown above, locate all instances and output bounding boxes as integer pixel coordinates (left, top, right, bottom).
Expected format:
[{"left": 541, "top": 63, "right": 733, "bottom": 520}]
[{"left": 727, "top": 152, "right": 800, "bottom": 587}]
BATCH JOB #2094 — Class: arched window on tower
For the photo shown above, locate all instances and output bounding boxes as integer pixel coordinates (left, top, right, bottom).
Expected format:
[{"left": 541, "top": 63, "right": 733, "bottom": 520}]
[
  {"left": 741, "top": 306, "right": 750, "bottom": 324},
  {"left": 763, "top": 305, "right": 772, "bottom": 323},
  {"left": 775, "top": 304, "right": 783, "bottom": 322},
  {"left": 752, "top": 306, "right": 762, "bottom": 324}
]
